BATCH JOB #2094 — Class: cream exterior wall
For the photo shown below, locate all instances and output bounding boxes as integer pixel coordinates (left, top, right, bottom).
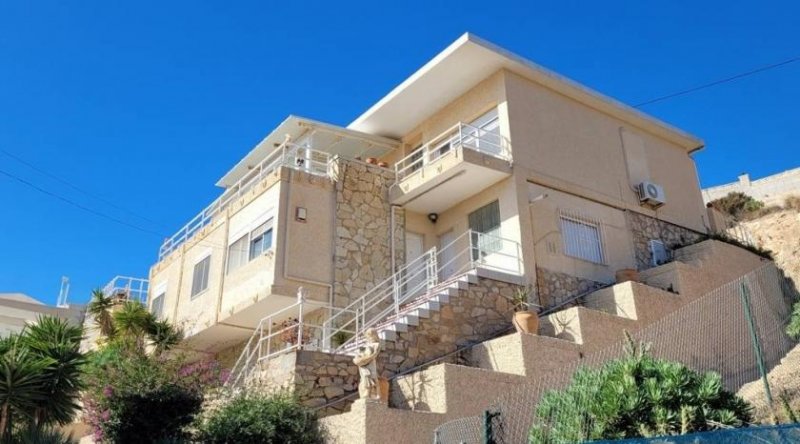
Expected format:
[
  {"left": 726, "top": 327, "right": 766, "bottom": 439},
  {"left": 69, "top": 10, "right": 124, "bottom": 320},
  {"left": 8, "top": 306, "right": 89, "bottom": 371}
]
[
  {"left": 503, "top": 70, "right": 707, "bottom": 233},
  {"left": 148, "top": 168, "right": 335, "bottom": 341}
]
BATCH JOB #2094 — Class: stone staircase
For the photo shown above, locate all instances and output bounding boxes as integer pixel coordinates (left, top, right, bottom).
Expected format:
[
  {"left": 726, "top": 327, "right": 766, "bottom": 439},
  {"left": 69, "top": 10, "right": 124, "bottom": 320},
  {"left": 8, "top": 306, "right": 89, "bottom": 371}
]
[{"left": 319, "top": 240, "right": 772, "bottom": 443}]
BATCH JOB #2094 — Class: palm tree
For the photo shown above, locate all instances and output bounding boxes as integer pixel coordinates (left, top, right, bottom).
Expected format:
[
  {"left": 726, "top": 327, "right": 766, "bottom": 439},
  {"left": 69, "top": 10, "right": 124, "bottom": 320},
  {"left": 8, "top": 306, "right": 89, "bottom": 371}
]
[
  {"left": 20, "top": 317, "right": 85, "bottom": 427},
  {"left": 0, "top": 335, "right": 50, "bottom": 438},
  {"left": 87, "top": 289, "right": 116, "bottom": 340},
  {"left": 113, "top": 301, "right": 156, "bottom": 352},
  {"left": 147, "top": 319, "right": 184, "bottom": 355}
]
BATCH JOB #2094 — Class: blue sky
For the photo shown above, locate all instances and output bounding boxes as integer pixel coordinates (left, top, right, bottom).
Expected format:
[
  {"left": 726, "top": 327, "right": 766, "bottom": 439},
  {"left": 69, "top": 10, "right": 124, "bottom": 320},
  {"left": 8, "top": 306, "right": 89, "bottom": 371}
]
[{"left": 1, "top": 1, "right": 798, "bottom": 306}]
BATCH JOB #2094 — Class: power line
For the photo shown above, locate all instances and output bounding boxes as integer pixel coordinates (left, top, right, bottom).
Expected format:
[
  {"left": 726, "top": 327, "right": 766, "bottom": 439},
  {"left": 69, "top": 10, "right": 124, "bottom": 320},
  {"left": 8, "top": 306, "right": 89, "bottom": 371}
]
[
  {"left": 634, "top": 55, "right": 800, "bottom": 108},
  {"left": 0, "top": 166, "right": 234, "bottom": 255},
  {"left": 0, "top": 148, "right": 167, "bottom": 230},
  {"left": 0, "top": 167, "right": 165, "bottom": 237}
]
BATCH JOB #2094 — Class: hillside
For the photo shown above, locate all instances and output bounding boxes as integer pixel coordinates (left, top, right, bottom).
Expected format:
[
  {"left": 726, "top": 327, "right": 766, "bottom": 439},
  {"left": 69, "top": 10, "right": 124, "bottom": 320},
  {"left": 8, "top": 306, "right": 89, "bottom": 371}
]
[{"left": 736, "top": 207, "right": 800, "bottom": 423}]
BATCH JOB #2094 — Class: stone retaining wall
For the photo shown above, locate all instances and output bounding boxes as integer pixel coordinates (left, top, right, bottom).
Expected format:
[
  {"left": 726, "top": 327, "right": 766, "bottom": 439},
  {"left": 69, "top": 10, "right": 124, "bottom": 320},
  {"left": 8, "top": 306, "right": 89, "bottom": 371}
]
[
  {"left": 627, "top": 211, "right": 704, "bottom": 270},
  {"left": 535, "top": 267, "right": 604, "bottom": 309}
]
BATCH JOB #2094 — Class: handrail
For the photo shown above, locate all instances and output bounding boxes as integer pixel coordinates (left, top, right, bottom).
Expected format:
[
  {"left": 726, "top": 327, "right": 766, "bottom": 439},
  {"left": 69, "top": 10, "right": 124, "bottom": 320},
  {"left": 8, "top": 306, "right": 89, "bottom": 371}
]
[
  {"left": 225, "top": 230, "right": 524, "bottom": 390},
  {"left": 333, "top": 229, "right": 523, "bottom": 352},
  {"left": 394, "top": 120, "right": 511, "bottom": 181},
  {"left": 159, "top": 143, "right": 334, "bottom": 261}
]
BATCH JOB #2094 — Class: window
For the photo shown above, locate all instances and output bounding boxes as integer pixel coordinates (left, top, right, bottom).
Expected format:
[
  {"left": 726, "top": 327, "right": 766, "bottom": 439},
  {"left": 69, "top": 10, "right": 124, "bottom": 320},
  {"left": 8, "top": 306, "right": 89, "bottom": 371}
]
[
  {"left": 226, "top": 218, "right": 274, "bottom": 274},
  {"left": 560, "top": 216, "right": 604, "bottom": 264},
  {"left": 151, "top": 293, "right": 165, "bottom": 320},
  {"left": 226, "top": 235, "right": 249, "bottom": 274},
  {"left": 191, "top": 256, "right": 211, "bottom": 298},
  {"left": 249, "top": 220, "right": 273, "bottom": 260},
  {"left": 468, "top": 200, "right": 501, "bottom": 259},
  {"left": 463, "top": 108, "right": 501, "bottom": 155}
]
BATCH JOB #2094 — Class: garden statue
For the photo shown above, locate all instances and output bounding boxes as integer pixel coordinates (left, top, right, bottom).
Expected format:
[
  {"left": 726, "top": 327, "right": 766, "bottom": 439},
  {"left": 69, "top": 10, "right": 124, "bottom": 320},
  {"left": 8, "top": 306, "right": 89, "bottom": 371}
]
[{"left": 353, "top": 328, "right": 381, "bottom": 400}]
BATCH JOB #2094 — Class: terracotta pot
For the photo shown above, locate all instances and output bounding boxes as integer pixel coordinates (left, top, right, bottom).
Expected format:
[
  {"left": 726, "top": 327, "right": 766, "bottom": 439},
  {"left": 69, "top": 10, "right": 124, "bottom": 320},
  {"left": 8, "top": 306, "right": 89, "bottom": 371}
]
[
  {"left": 365, "top": 157, "right": 378, "bottom": 165},
  {"left": 512, "top": 311, "right": 539, "bottom": 334},
  {"left": 378, "top": 377, "right": 390, "bottom": 403},
  {"left": 615, "top": 268, "right": 640, "bottom": 283}
]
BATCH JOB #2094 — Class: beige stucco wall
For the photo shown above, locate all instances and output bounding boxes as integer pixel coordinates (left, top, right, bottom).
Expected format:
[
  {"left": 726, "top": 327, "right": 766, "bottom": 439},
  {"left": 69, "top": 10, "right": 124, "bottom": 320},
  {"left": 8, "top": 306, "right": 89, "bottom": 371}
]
[
  {"left": 504, "top": 70, "right": 707, "bottom": 234},
  {"left": 148, "top": 168, "right": 336, "bottom": 347}
]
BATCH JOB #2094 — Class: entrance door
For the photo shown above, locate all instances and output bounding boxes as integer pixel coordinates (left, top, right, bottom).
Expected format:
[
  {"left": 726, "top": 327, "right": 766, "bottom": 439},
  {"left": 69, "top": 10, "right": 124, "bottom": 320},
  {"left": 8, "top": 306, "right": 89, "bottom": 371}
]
[
  {"left": 404, "top": 232, "right": 426, "bottom": 298},
  {"left": 438, "top": 230, "right": 457, "bottom": 282}
]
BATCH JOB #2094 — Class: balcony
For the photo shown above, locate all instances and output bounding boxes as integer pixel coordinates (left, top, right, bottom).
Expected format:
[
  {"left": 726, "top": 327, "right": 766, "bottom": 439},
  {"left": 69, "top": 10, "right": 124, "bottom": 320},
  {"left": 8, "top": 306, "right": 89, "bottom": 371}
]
[
  {"left": 158, "top": 143, "right": 333, "bottom": 261},
  {"left": 391, "top": 121, "right": 512, "bottom": 213},
  {"left": 101, "top": 276, "right": 149, "bottom": 304}
]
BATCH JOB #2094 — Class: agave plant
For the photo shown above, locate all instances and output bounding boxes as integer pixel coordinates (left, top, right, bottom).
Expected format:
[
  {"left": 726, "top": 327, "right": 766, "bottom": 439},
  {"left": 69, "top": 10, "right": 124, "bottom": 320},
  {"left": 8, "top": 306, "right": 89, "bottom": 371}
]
[
  {"left": 0, "top": 335, "right": 50, "bottom": 437},
  {"left": 529, "top": 332, "right": 753, "bottom": 443}
]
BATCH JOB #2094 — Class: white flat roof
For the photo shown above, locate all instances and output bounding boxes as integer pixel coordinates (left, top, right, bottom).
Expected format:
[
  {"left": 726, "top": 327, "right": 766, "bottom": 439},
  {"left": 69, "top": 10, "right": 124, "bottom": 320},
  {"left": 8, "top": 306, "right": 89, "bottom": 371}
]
[
  {"left": 216, "top": 116, "right": 399, "bottom": 188},
  {"left": 348, "top": 33, "right": 704, "bottom": 152}
]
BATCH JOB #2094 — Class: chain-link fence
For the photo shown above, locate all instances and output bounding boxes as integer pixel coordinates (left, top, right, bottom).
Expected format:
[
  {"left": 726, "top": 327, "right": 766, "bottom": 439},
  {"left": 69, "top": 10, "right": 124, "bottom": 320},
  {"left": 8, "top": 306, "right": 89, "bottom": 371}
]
[{"left": 434, "top": 263, "right": 799, "bottom": 443}]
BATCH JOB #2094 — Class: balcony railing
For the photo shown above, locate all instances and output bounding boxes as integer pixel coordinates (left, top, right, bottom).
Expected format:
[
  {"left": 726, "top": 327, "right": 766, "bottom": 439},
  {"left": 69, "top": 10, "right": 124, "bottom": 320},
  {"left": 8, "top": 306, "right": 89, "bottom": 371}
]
[
  {"left": 224, "top": 229, "right": 523, "bottom": 391},
  {"left": 159, "top": 143, "right": 333, "bottom": 261},
  {"left": 102, "top": 276, "right": 149, "bottom": 304},
  {"left": 395, "top": 121, "right": 511, "bottom": 182}
]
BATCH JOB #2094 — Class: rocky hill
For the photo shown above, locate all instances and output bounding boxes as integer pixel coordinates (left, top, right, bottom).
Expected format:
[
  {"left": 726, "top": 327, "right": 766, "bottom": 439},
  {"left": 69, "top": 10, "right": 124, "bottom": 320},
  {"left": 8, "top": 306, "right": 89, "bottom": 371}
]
[{"left": 736, "top": 207, "right": 800, "bottom": 423}]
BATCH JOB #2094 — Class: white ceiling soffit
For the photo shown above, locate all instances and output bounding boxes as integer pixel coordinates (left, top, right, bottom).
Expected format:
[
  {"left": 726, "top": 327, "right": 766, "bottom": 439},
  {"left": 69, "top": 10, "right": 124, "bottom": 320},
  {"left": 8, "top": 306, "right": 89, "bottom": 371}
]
[
  {"left": 348, "top": 33, "right": 704, "bottom": 152},
  {"left": 216, "top": 115, "right": 399, "bottom": 188}
]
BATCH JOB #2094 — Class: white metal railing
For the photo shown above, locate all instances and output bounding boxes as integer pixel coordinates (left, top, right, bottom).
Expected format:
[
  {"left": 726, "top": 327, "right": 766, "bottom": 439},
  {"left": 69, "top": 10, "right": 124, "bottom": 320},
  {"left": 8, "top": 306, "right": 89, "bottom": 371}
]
[
  {"left": 102, "top": 276, "right": 149, "bottom": 304},
  {"left": 395, "top": 120, "right": 511, "bottom": 182},
  {"left": 224, "top": 230, "right": 522, "bottom": 390},
  {"left": 329, "top": 229, "right": 522, "bottom": 352},
  {"left": 159, "top": 143, "right": 334, "bottom": 261},
  {"left": 224, "top": 289, "right": 351, "bottom": 392}
]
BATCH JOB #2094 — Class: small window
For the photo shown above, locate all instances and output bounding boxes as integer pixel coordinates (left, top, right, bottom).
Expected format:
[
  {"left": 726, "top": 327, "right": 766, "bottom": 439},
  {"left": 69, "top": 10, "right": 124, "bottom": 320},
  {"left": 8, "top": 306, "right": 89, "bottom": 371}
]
[
  {"left": 560, "top": 216, "right": 604, "bottom": 264},
  {"left": 248, "top": 219, "right": 274, "bottom": 260},
  {"left": 226, "top": 234, "right": 249, "bottom": 274},
  {"left": 468, "top": 200, "right": 502, "bottom": 259},
  {"left": 191, "top": 256, "right": 211, "bottom": 298},
  {"left": 151, "top": 293, "right": 165, "bottom": 320}
]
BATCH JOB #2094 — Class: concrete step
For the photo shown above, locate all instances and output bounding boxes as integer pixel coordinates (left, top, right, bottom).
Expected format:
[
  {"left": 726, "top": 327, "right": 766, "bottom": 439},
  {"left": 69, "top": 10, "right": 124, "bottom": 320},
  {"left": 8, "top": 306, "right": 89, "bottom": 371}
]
[{"left": 539, "top": 306, "right": 638, "bottom": 351}]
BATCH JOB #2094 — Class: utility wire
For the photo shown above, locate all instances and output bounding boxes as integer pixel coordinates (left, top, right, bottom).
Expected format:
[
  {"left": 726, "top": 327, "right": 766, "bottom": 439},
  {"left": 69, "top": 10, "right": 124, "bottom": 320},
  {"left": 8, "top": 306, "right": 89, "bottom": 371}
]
[
  {"left": 634, "top": 55, "right": 800, "bottom": 107},
  {"left": 0, "top": 148, "right": 167, "bottom": 229},
  {"left": 0, "top": 167, "right": 164, "bottom": 237}
]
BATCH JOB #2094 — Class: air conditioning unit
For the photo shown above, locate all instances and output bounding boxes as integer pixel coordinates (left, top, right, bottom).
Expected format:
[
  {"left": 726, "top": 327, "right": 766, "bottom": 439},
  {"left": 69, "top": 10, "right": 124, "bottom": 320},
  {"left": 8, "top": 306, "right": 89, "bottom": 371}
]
[
  {"left": 638, "top": 181, "right": 666, "bottom": 208},
  {"left": 649, "top": 240, "right": 672, "bottom": 267}
]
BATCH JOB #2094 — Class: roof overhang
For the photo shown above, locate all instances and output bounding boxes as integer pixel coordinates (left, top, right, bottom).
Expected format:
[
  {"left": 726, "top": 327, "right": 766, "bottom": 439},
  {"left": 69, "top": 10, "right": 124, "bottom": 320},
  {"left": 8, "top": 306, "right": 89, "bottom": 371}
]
[
  {"left": 216, "top": 116, "right": 400, "bottom": 188},
  {"left": 348, "top": 33, "right": 704, "bottom": 153}
]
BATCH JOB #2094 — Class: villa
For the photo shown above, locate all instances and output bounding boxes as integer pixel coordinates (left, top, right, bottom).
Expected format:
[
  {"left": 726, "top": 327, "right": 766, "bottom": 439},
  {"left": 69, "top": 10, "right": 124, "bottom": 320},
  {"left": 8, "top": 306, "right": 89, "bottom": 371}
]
[{"left": 123, "top": 34, "right": 781, "bottom": 442}]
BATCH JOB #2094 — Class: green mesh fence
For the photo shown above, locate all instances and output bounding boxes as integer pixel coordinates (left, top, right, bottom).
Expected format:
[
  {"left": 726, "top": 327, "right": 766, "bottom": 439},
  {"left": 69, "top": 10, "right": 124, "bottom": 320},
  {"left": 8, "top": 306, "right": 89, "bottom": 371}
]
[{"left": 433, "top": 263, "right": 799, "bottom": 443}]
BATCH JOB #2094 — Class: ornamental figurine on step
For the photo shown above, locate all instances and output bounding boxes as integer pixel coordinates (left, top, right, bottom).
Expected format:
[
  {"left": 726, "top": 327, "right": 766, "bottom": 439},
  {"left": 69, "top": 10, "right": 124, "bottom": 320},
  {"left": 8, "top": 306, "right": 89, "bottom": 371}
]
[{"left": 353, "top": 328, "right": 382, "bottom": 400}]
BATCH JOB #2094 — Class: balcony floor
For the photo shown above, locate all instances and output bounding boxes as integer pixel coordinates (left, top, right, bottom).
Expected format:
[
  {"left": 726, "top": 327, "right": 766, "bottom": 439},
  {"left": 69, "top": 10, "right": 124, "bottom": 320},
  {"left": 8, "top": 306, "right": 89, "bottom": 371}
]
[{"left": 391, "top": 154, "right": 511, "bottom": 213}]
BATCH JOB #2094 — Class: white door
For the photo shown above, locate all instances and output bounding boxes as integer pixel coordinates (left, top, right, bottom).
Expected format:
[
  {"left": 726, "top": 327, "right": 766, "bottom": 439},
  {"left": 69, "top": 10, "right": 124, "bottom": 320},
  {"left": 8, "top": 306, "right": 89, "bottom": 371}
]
[
  {"left": 404, "top": 232, "right": 426, "bottom": 298},
  {"left": 438, "top": 230, "right": 457, "bottom": 281}
]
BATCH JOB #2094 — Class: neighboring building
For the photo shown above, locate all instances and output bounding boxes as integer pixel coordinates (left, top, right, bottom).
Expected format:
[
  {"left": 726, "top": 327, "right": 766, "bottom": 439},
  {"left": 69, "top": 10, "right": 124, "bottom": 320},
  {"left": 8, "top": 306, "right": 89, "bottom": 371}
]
[
  {"left": 0, "top": 292, "right": 85, "bottom": 337},
  {"left": 702, "top": 167, "right": 800, "bottom": 206},
  {"left": 148, "top": 33, "right": 712, "bottom": 365}
]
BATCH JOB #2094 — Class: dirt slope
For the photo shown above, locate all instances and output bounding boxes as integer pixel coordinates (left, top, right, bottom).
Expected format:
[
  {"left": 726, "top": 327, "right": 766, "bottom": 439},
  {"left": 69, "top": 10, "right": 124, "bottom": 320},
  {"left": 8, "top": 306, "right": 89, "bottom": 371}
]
[{"left": 736, "top": 208, "right": 800, "bottom": 423}]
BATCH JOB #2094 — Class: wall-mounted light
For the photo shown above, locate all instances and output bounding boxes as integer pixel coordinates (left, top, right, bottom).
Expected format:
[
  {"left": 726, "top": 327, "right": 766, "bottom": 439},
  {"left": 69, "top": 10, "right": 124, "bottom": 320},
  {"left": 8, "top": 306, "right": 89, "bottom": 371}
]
[
  {"left": 427, "top": 213, "right": 438, "bottom": 224},
  {"left": 295, "top": 207, "right": 307, "bottom": 222}
]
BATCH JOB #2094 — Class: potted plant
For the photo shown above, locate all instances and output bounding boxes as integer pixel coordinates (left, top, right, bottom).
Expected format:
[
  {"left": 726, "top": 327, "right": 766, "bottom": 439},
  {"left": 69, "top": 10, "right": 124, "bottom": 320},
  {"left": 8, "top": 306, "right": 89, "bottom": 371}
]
[{"left": 506, "top": 286, "right": 540, "bottom": 334}]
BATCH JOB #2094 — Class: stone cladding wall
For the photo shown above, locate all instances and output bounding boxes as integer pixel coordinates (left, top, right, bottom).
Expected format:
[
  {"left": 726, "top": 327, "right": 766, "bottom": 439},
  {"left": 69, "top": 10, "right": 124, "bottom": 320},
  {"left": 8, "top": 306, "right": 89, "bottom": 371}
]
[
  {"left": 535, "top": 267, "right": 605, "bottom": 309},
  {"left": 627, "top": 211, "right": 704, "bottom": 270}
]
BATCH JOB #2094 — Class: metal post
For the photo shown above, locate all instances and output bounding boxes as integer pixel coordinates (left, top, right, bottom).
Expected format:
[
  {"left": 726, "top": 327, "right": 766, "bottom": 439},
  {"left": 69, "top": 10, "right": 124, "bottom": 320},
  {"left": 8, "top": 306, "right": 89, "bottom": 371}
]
[
  {"left": 740, "top": 282, "right": 774, "bottom": 407},
  {"left": 297, "top": 288, "right": 305, "bottom": 349},
  {"left": 483, "top": 409, "right": 499, "bottom": 444}
]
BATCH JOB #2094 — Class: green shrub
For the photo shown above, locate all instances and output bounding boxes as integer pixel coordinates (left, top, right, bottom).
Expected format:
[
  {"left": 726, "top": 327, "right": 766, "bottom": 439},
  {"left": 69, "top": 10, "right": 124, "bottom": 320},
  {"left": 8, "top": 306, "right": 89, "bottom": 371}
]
[
  {"left": 82, "top": 345, "right": 220, "bottom": 443},
  {"left": 787, "top": 302, "right": 800, "bottom": 341},
  {"left": 710, "top": 192, "right": 766, "bottom": 220},
  {"left": 6, "top": 424, "right": 73, "bottom": 444},
  {"left": 529, "top": 334, "right": 752, "bottom": 443},
  {"left": 196, "top": 393, "right": 323, "bottom": 444}
]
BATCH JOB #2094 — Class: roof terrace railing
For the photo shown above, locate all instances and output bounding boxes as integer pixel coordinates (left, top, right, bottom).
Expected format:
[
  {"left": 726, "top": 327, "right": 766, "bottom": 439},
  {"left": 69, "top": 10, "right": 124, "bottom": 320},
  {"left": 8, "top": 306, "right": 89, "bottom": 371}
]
[
  {"left": 158, "top": 143, "right": 333, "bottom": 261},
  {"left": 102, "top": 276, "right": 150, "bottom": 304},
  {"left": 394, "top": 120, "right": 511, "bottom": 182}
]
